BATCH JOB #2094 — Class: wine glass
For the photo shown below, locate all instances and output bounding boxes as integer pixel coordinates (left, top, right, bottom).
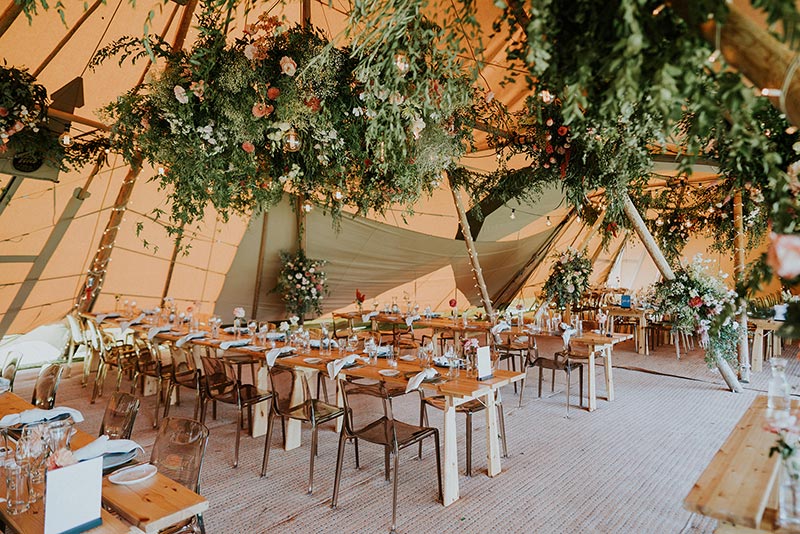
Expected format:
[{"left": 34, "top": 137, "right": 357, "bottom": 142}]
[{"left": 347, "top": 334, "right": 359, "bottom": 354}]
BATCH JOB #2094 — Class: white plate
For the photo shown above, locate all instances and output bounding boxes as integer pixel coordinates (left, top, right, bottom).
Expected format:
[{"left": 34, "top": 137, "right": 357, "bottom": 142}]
[
  {"left": 108, "top": 463, "right": 157, "bottom": 485},
  {"left": 303, "top": 357, "right": 322, "bottom": 365},
  {"left": 378, "top": 369, "right": 400, "bottom": 377},
  {"left": 103, "top": 450, "right": 137, "bottom": 470},
  {"left": 399, "top": 355, "right": 416, "bottom": 362}
]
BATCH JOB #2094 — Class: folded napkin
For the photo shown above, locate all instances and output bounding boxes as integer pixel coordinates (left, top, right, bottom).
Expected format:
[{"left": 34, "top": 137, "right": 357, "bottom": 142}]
[
  {"left": 491, "top": 320, "right": 511, "bottom": 335},
  {"left": 73, "top": 435, "right": 143, "bottom": 462},
  {"left": 405, "top": 314, "right": 421, "bottom": 327},
  {"left": 147, "top": 325, "right": 172, "bottom": 341},
  {"left": 406, "top": 368, "right": 439, "bottom": 393},
  {"left": 327, "top": 354, "right": 359, "bottom": 379},
  {"left": 361, "top": 311, "right": 378, "bottom": 323},
  {"left": 224, "top": 326, "right": 251, "bottom": 335},
  {"left": 433, "top": 356, "right": 462, "bottom": 368},
  {"left": 243, "top": 345, "right": 266, "bottom": 352},
  {"left": 175, "top": 331, "right": 206, "bottom": 348},
  {"left": 364, "top": 345, "right": 392, "bottom": 357},
  {"left": 266, "top": 332, "right": 285, "bottom": 340},
  {"left": 119, "top": 313, "right": 146, "bottom": 332},
  {"left": 95, "top": 312, "right": 120, "bottom": 323},
  {"left": 0, "top": 407, "right": 84, "bottom": 428},
  {"left": 561, "top": 327, "right": 577, "bottom": 350},
  {"left": 310, "top": 338, "right": 338, "bottom": 349},
  {"left": 266, "top": 346, "right": 294, "bottom": 366},
  {"left": 220, "top": 338, "right": 251, "bottom": 350}
]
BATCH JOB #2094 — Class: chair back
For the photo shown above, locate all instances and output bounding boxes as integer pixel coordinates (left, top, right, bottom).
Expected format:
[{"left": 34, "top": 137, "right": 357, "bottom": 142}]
[
  {"left": 65, "top": 313, "right": 84, "bottom": 344},
  {"left": 31, "top": 363, "right": 63, "bottom": 409},
  {"left": 2, "top": 351, "right": 22, "bottom": 392},
  {"left": 150, "top": 417, "right": 209, "bottom": 493},
  {"left": 100, "top": 391, "right": 140, "bottom": 439},
  {"left": 85, "top": 318, "right": 103, "bottom": 351},
  {"left": 169, "top": 344, "right": 199, "bottom": 381},
  {"left": 199, "top": 356, "right": 237, "bottom": 399},
  {"left": 340, "top": 378, "right": 396, "bottom": 447},
  {"left": 268, "top": 365, "right": 313, "bottom": 419}
]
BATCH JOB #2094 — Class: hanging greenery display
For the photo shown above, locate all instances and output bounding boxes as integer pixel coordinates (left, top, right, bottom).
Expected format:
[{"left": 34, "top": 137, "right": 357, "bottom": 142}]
[{"left": 542, "top": 247, "right": 593, "bottom": 310}]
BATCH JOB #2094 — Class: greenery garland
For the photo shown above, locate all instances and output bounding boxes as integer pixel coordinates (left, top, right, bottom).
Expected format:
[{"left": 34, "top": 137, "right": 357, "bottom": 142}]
[
  {"left": 275, "top": 248, "right": 327, "bottom": 320},
  {"left": 542, "top": 247, "right": 592, "bottom": 310}
]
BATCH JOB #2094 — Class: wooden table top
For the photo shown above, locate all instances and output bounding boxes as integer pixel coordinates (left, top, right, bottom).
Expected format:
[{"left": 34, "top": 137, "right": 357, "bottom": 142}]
[
  {"left": 749, "top": 318, "right": 786, "bottom": 329},
  {"left": 0, "top": 392, "right": 208, "bottom": 534},
  {"left": 684, "top": 396, "right": 785, "bottom": 531},
  {"left": 571, "top": 332, "right": 633, "bottom": 346}
]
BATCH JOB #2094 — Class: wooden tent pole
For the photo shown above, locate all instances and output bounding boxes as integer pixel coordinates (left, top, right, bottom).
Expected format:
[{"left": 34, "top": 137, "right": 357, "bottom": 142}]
[
  {"left": 622, "top": 193, "right": 742, "bottom": 392},
  {"left": 598, "top": 234, "right": 629, "bottom": 286},
  {"left": 0, "top": 2, "right": 22, "bottom": 39},
  {"left": 450, "top": 180, "right": 495, "bottom": 322},
  {"left": 33, "top": 0, "right": 104, "bottom": 77},
  {"left": 251, "top": 213, "right": 269, "bottom": 320},
  {"left": 172, "top": 0, "right": 198, "bottom": 52},
  {"left": 46, "top": 109, "right": 109, "bottom": 131},
  {"left": 733, "top": 191, "right": 751, "bottom": 381}
]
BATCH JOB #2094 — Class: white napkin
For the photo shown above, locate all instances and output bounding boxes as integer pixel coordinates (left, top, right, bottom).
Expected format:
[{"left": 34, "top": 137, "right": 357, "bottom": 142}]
[
  {"left": 147, "top": 325, "right": 172, "bottom": 341},
  {"left": 0, "top": 407, "right": 84, "bottom": 428},
  {"left": 405, "top": 368, "right": 438, "bottom": 393},
  {"left": 266, "top": 332, "right": 285, "bottom": 340},
  {"left": 220, "top": 338, "right": 251, "bottom": 350},
  {"left": 361, "top": 311, "right": 378, "bottom": 323},
  {"left": 95, "top": 312, "right": 120, "bottom": 323},
  {"left": 175, "top": 331, "right": 206, "bottom": 348},
  {"left": 327, "top": 354, "right": 358, "bottom": 380},
  {"left": 73, "top": 435, "right": 143, "bottom": 462},
  {"left": 119, "top": 313, "right": 146, "bottom": 332},
  {"left": 265, "top": 346, "right": 294, "bottom": 366},
  {"left": 309, "top": 339, "right": 338, "bottom": 349},
  {"left": 405, "top": 314, "right": 421, "bottom": 327},
  {"left": 364, "top": 345, "right": 392, "bottom": 357},
  {"left": 491, "top": 320, "right": 511, "bottom": 335},
  {"left": 224, "top": 326, "right": 250, "bottom": 335},
  {"left": 561, "top": 327, "right": 577, "bottom": 350}
]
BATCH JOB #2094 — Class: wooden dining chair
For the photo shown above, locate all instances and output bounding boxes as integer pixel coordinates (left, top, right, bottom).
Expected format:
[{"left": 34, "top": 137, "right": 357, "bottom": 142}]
[
  {"left": 99, "top": 391, "right": 140, "bottom": 439},
  {"left": 150, "top": 417, "right": 209, "bottom": 534},
  {"left": 332, "top": 377, "right": 442, "bottom": 534},
  {"left": 31, "top": 363, "right": 64, "bottom": 409},
  {"left": 261, "top": 364, "right": 344, "bottom": 493},
  {"left": 200, "top": 355, "right": 273, "bottom": 469}
]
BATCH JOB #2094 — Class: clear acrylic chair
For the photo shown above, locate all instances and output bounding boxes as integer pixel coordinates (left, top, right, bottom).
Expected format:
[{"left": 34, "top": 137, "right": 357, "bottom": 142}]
[
  {"left": 164, "top": 344, "right": 203, "bottom": 421},
  {"left": 82, "top": 317, "right": 104, "bottom": 387},
  {"left": 131, "top": 338, "right": 172, "bottom": 428},
  {"left": 2, "top": 351, "right": 22, "bottom": 392},
  {"left": 151, "top": 417, "right": 209, "bottom": 534},
  {"left": 99, "top": 391, "right": 140, "bottom": 439},
  {"left": 331, "top": 377, "right": 442, "bottom": 533},
  {"left": 64, "top": 312, "right": 87, "bottom": 378},
  {"left": 261, "top": 364, "right": 344, "bottom": 494},
  {"left": 522, "top": 337, "right": 586, "bottom": 415},
  {"left": 91, "top": 332, "right": 137, "bottom": 403},
  {"left": 199, "top": 354, "right": 272, "bottom": 469},
  {"left": 31, "top": 363, "right": 64, "bottom": 409}
]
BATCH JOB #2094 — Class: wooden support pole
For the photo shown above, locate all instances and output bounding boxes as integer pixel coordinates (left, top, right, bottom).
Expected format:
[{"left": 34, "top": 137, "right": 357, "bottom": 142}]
[
  {"left": 622, "top": 193, "right": 742, "bottom": 392},
  {"left": 578, "top": 211, "right": 605, "bottom": 252},
  {"left": 251, "top": 213, "right": 269, "bottom": 320},
  {"left": 160, "top": 226, "right": 185, "bottom": 304},
  {"left": 171, "top": 0, "right": 198, "bottom": 52},
  {"left": 76, "top": 158, "right": 142, "bottom": 312},
  {"left": 33, "top": 0, "right": 104, "bottom": 77},
  {"left": 733, "top": 191, "right": 751, "bottom": 380},
  {"left": 450, "top": 180, "right": 495, "bottom": 322},
  {"left": 46, "top": 109, "right": 109, "bottom": 131},
  {"left": 0, "top": 2, "right": 23, "bottom": 39},
  {"left": 136, "top": 3, "right": 180, "bottom": 88},
  {"left": 0, "top": 176, "right": 22, "bottom": 218}
]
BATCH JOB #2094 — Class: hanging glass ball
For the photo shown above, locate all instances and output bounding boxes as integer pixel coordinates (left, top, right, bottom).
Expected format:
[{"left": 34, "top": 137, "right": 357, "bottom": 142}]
[
  {"left": 58, "top": 131, "right": 73, "bottom": 147},
  {"left": 282, "top": 128, "right": 301, "bottom": 152},
  {"left": 394, "top": 52, "right": 410, "bottom": 75}
]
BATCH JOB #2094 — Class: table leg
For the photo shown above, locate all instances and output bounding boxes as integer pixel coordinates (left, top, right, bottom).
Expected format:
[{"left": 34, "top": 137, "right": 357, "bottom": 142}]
[
  {"left": 638, "top": 317, "right": 647, "bottom": 355},
  {"left": 484, "top": 391, "right": 501, "bottom": 477},
  {"left": 752, "top": 328, "right": 764, "bottom": 373},
  {"left": 284, "top": 369, "right": 309, "bottom": 450},
  {"left": 251, "top": 364, "right": 270, "bottom": 438},
  {"left": 604, "top": 347, "right": 614, "bottom": 402},
  {"left": 587, "top": 351, "right": 597, "bottom": 412},
  {"left": 442, "top": 396, "right": 459, "bottom": 506},
  {"left": 335, "top": 379, "right": 343, "bottom": 433},
  {"left": 143, "top": 376, "right": 159, "bottom": 396}
]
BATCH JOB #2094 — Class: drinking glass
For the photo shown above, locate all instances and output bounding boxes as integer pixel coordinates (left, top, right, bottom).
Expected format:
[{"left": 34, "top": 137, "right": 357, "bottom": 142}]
[
  {"left": 347, "top": 334, "right": 359, "bottom": 354},
  {"left": 5, "top": 460, "right": 30, "bottom": 515},
  {"left": 17, "top": 424, "right": 46, "bottom": 501},
  {"left": 47, "top": 418, "right": 74, "bottom": 453},
  {"left": 387, "top": 346, "right": 398, "bottom": 368}
]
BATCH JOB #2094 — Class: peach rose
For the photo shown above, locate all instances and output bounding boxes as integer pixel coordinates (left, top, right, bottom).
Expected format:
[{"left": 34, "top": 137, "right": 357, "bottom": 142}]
[
  {"left": 767, "top": 233, "right": 800, "bottom": 279},
  {"left": 242, "top": 141, "right": 255, "bottom": 154},
  {"left": 280, "top": 56, "right": 297, "bottom": 76},
  {"left": 267, "top": 87, "right": 280, "bottom": 100}
]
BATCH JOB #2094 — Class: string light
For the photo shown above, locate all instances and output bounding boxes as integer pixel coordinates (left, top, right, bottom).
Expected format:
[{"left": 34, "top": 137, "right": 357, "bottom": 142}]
[
  {"left": 509, "top": 209, "right": 516, "bottom": 220},
  {"left": 651, "top": 3, "right": 665, "bottom": 15},
  {"left": 760, "top": 88, "right": 782, "bottom": 97},
  {"left": 58, "top": 131, "right": 73, "bottom": 147},
  {"left": 546, "top": 216, "right": 552, "bottom": 226}
]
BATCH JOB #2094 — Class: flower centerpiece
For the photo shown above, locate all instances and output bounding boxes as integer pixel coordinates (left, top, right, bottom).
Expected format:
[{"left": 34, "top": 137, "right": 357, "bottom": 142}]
[
  {"left": 542, "top": 247, "right": 592, "bottom": 311},
  {"left": 276, "top": 249, "right": 327, "bottom": 322},
  {"left": 355, "top": 289, "right": 366, "bottom": 314},
  {"left": 647, "top": 255, "right": 739, "bottom": 367}
]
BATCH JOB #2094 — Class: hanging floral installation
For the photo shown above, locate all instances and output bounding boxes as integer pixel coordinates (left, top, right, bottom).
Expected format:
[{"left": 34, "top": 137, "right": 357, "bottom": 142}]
[
  {"left": 275, "top": 249, "right": 328, "bottom": 320},
  {"left": 94, "top": 1, "right": 473, "bottom": 234},
  {"left": 541, "top": 247, "right": 593, "bottom": 310},
  {"left": 646, "top": 256, "right": 739, "bottom": 367},
  {"left": 0, "top": 65, "right": 108, "bottom": 170}
]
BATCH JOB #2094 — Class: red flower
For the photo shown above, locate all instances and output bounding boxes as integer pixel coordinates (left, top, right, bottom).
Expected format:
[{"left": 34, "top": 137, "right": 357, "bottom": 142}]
[
  {"left": 688, "top": 296, "right": 704, "bottom": 308},
  {"left": 557, "top": 125, "right": 568, "bottom": 136},
  {"left": 0, "top": 107, "right": 7, "bottom": 117},
  {"left": 305, "top": 97, "right": 321, "bottom": 112},
  {"left": 448, "top": 298, "right": 457, "bottom": 308},
  {"left": 355, "top": 289, "right": 366, "bottom": 303},
  {"left": 545, "top": 144, "right": 554, "bottom": 154},
  {"left": 267, "top": 87, "right": 280, "bottom": 100},
  {"left": 242, "top": 141, "right": 255, "bottom": 153}
]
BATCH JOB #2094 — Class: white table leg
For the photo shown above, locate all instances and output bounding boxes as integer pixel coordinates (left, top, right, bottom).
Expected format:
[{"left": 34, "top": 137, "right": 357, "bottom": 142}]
[
  {"left": 251, "top": 364, "right": 270, "bottom": 438},
  {"left": 442, "top": 396, "right": 459, "bottom": 506},
  {"left": 604, "top": 347, "right": 614, "bottom": 402},
  {"left": 638, "top": 316, "right": 647, "bottom": 355},
  {"left": 143, "top": 376, "right": 159, "bottom": 396},
  {"left": 484, "top": 391, "right": 501, "bottom": 477},
  {"left": 752, "top": 328, "right": 764, "bottom": 373},
  {"left": 587, "top": 351, "right": 597, "bottom": 412}
]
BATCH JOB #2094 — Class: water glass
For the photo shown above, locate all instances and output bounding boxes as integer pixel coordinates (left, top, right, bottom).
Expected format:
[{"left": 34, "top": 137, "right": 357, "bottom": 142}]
[
  {"left": 17, "top": 424, "right": 46, "bottom": 501},
  {"left": 47, "top": 418, "right": 74, "bottom": 453},
  {"left": 347, "top": 334, "right": 359, "bottom": 354},
  {"left": 5, "top": 460, "right": 30, "bottom": 515},
  {"left": 387, "top": 346, "right": 398, "bottom": 368}
]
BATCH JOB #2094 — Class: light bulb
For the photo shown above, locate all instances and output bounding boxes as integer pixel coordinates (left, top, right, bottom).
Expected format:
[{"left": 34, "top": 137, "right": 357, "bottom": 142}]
[
  {"left": 546, "top": 216, "right": 552, "bottom": 227},
  {"left": 302, "top": 202, "right": 312, "bottom": 213},
  {"left": 58, "top": 131, "right": 73, "bottom": 147},
  {"left": 760, "top": 88, "right": 782, "bottom": 97},
  {"left": 334, "top": 190, "right": 343, "bottom": 200},
  {"left": 282, "top": 127, "right": 301, "bottom": 152},
  {"left": 394, "top": 52, "right": 410, "bottom": 75},
  {"left": 510, "top": 209, "right": 516, "bottom": 220}
]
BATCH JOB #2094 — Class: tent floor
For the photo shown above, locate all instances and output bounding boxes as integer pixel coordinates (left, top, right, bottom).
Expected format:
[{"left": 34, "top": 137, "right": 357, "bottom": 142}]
[{"left": 15, "top": 337, "right": 796, "bottom": 534}]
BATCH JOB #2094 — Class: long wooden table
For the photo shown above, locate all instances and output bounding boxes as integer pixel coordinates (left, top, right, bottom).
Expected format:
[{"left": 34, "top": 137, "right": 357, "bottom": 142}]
[
  {"left": 607, "top": 306, "right": 650, "bottom": 355},
  {"left": 269, "top": 351, "right": 524, "bottom": 507},
  {"left": 685, "top": 396, "right": 787, "bottom": 532},
  {"left": 0, "top": 392, "right": 208, "bottom": 534},
  {"left": 567, "top": 331, "right": 632, "bottom": 412},
  {"left": 750, "top": 318, "right": 784, "bottom": 374}
]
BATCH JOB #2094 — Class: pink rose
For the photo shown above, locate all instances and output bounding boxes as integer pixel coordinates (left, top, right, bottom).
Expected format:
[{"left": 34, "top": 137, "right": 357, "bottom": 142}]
[
  {"left": 252, "top": 102, "right": 269, "bottom": 118},
  {"left": 767, "top": 233, "right": 800, "bottom": 279},
  {"left": 280, "top": 56, "right": 297, "bottom": 76},
  {"left": 47, "top": 448, "right": 77, "bottom": 470},
  {"left": 267, "top": 87, "right": 280, "bottom": 100},
  {"left": 242, "top": 141, "right": 255, "bottom": 153},
  {"left": 244, "top": 44, "right": 256, "bottom": 61}
]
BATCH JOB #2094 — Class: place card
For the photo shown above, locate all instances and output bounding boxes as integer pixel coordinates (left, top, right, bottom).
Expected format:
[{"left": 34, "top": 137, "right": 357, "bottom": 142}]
[
  {"left": 476, "top": 345, "right": 493, "bottom": 381},
  {"left": 45, "top": 456, "right": 103, "bottom": 534}
]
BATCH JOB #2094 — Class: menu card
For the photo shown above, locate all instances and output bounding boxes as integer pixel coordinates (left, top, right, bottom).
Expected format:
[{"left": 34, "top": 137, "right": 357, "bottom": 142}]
[{"left": 44, "top": 457, "right": 103, "bottom": 534}]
